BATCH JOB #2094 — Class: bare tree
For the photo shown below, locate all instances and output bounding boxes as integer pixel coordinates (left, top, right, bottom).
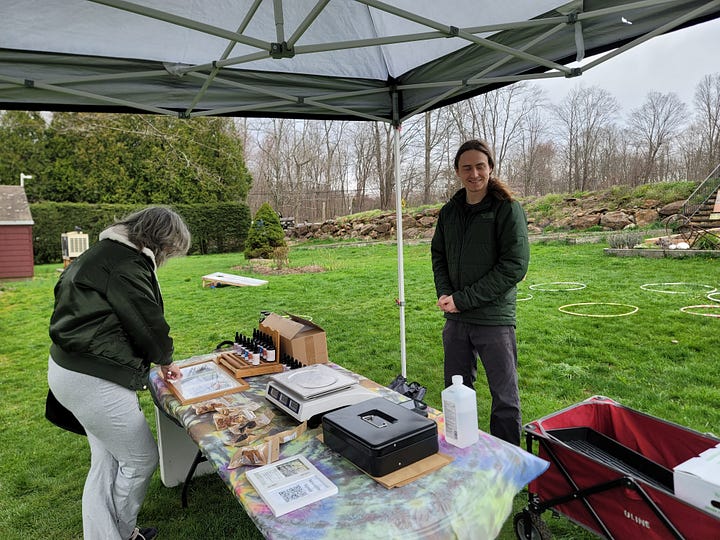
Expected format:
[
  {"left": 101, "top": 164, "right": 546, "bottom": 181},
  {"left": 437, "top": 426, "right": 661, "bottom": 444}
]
[
  {"left": 408, "top": 110, "right": 452, "bottom": 203},
  {"left": 477, "top": 83, "right": 545, "bottom": 178},
  {"left": 350, "top": 123, "right": 375, "bottom": 213},
  {"left": 693, "top": 73, "right": 720, "bottom": 176},
  {"left": 627, "top": 91, "right": 688, "bottom": 184},
  {"left": 250, "top": 118, "right": 290, "bottom": 212},
  {"left": 554, "top": 86, "right": 619, "bottom": 191},
  {"left": 370, "top": 122, "right": 392, "bottom": 209},
  {"left": 446, "top": 99, "right": 481, "bottom": 143},
  {"left": 677, "top": 123, "right": 707, "bottom": 182},
  {"left": 599, "top": 125, "right": 638, "bottom": 187},
  {"left": 504, "top": 85, "right": 553, "bottom": 195},
  {"left": 240, "top": 73, "right": 718, "bottom": 223}
]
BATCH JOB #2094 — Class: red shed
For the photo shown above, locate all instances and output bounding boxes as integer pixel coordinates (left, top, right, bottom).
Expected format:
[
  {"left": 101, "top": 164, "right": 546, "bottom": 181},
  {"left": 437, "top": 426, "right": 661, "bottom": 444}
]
[{"left": 0, "top": 185, "right": 34, "bottom": 279}]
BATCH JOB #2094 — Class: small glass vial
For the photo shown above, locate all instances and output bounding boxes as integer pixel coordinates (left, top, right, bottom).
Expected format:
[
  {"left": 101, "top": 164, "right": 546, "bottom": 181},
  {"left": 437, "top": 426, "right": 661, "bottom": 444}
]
[{"left": 250, "top": 346, "right": 261, "bottom": 366}]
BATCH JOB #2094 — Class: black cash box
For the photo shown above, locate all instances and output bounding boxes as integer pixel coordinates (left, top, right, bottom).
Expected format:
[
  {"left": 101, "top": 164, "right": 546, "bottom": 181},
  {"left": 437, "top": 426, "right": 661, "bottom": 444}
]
[{"left": 322, "top": 397, "right": 439, "bottom": 477}]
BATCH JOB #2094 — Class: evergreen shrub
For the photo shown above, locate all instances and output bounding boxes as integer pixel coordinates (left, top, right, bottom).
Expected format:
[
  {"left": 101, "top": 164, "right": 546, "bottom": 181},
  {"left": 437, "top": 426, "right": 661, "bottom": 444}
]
[
  {"left": 30, "top": 202, "right": 250, "bottom": 264},
  {"left": 244, "top": 202, "right": 286, "bottom": 259}
]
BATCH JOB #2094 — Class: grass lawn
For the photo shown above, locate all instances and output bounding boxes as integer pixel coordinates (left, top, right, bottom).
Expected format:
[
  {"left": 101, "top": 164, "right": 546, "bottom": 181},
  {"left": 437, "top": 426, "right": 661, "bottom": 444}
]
[{"left": 1, "top": 240, "right": 719, "bottom": 539}]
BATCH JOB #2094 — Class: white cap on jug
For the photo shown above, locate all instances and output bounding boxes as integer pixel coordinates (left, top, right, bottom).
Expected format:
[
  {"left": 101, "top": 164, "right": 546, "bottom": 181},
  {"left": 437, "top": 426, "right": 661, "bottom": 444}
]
[{"left": 452, "top": 375, "right": 463, "bottom": 385}]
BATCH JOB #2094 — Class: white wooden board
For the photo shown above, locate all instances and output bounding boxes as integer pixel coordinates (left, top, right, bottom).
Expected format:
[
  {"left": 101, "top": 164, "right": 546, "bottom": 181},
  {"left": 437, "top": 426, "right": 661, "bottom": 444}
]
[{"left": 202, "top": 272, "right": 268, "bottom": 288}]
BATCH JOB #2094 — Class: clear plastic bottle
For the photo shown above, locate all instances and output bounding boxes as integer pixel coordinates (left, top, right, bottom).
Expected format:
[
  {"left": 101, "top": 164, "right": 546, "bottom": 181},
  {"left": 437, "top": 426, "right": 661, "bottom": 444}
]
[{"left": 441, "top": 375, "right": 479, "bottom": 448}]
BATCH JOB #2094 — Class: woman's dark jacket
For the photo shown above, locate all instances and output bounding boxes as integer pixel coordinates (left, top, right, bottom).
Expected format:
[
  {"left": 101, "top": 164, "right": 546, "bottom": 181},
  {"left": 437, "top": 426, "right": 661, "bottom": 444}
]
[
  {"left": 49, "top": 229, "right": 173, "bottom": 390},
  {"left": 431, "top": 188, "right": 530, "bottom": 326}
]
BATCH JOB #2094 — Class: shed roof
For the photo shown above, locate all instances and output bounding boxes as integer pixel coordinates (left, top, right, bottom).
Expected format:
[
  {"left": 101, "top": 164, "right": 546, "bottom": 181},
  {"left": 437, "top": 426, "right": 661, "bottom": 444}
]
[{"left": 0, "top": 186, "right": 34, "bottom": 225}]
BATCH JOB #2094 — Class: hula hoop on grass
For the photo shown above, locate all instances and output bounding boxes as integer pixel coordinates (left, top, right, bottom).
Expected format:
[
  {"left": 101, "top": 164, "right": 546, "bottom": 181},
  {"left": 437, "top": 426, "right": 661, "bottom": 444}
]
[
  {"left": 707, "top": 292, "right": 720, "bottom": 303},
  {"left": 679, "top": 305, "right": 720, "bottom": 318},
  {"left": 529, "top": 282, "right": 586, "bottom": 292},
  {"left": 640, "top": 282, "right": 717, "bottom": 295},
  {"left": 516, "top": 292, "right": 533, "bottom": 301},
  {"left": 558, "top": 302, "right": 639, "bottom": 318}
]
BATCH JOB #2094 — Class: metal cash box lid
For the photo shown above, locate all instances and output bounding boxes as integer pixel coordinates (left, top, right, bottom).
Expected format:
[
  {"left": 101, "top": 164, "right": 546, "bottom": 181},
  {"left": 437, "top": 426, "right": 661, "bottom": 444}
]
[{"left": 322, "top": 397, "right": 438, "bottom": 459}]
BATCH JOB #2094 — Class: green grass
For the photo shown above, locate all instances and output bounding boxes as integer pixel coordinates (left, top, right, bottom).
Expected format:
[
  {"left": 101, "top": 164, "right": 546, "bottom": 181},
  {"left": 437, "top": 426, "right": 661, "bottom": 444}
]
[{"left": 2, "top": 241, "right": 719, "bottom": 539}]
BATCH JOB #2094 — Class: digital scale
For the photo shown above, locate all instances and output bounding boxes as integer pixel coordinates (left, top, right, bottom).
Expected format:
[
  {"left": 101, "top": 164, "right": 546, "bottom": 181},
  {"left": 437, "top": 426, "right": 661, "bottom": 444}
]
[{"left": 265, "top": 364, "right": 375, "bottom": 422}]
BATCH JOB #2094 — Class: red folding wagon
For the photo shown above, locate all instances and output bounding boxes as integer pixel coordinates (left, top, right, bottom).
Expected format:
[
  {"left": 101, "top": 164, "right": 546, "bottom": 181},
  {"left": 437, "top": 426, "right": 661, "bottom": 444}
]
[{"left": 514, "top": 396, "right": 720, "bottom": 539}]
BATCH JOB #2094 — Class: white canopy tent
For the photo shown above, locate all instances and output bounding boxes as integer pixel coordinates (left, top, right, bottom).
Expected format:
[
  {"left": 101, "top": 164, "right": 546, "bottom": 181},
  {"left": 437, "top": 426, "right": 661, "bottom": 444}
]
[{"left": 2, "top": 0, "right": 719, "bottom": 376}]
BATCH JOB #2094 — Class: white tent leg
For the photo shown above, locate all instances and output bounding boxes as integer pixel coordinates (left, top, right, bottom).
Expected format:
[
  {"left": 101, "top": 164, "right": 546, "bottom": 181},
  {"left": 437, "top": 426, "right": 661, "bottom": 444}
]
[{"left": 393, "top": 124, "right": 407, "bottom": 378}]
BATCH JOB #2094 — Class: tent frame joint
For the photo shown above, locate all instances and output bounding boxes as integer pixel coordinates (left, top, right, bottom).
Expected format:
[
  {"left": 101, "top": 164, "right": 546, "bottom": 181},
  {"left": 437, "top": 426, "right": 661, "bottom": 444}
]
[
  {"left": 566, "top": 67, "right": 582, "bottom": 78},
  {"left": 270, "top": 41, "right": 295, "bottom": 59}
]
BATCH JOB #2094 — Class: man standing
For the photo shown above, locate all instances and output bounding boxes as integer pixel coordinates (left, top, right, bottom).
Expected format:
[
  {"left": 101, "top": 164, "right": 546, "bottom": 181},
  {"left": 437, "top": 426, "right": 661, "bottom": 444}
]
[{"left": 431, "top": 139, "right": 529, "bottom": 445}]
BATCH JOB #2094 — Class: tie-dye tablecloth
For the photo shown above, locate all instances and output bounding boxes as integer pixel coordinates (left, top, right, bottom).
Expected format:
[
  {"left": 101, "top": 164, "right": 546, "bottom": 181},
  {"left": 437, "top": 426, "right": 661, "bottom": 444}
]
[{"left": 150, "top": 355, "right": 548, "bottom": 539}]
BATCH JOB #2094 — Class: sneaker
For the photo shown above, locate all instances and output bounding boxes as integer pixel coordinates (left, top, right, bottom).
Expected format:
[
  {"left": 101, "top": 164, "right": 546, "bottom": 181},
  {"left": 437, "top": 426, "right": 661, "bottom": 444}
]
[{"left": 129, "top": 527, "right": 158, "bottom": 540}]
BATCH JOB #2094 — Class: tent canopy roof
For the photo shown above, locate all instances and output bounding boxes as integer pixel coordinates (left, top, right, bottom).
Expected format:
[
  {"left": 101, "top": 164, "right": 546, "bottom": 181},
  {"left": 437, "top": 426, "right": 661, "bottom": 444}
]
[{"left": 1, "top": 0, "right": 719, "bottom": 123}]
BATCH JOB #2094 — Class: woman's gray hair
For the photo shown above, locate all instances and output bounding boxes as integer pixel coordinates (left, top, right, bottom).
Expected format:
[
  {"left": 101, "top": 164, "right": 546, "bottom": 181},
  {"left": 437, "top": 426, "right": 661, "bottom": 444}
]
[{"left": 117, "top": 206, "right": 191, "bottom": 266}]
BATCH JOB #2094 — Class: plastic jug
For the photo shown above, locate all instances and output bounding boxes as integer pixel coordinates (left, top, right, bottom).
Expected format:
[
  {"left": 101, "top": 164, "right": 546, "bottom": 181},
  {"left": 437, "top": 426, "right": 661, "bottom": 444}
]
[{"left": 441, "top": 375, "right": 479, "bottom": 448}]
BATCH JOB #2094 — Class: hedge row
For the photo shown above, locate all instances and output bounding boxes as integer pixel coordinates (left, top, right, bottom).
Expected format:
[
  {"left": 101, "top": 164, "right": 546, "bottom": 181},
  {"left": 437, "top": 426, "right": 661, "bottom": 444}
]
[{"left": 31, "top": 202, "right": 251, "bottom": 264}]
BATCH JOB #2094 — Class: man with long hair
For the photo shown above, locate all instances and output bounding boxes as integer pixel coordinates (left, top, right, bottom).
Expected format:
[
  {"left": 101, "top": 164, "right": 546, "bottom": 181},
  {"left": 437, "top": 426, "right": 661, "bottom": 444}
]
[{"left": 431, "top": 139, "right": 529, "bottom": 445}]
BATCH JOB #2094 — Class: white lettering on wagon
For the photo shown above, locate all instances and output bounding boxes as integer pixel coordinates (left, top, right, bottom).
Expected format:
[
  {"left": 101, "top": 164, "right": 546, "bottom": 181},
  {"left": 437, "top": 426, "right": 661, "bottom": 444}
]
[{"left": 623, "top": 509, "right": 651, "bottom": 529}]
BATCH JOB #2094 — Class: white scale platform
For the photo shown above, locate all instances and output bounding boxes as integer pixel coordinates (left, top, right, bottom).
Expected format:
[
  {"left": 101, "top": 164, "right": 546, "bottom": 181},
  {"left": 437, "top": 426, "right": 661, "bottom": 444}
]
[{"left": 265, "top": 364, "right": 374, "bottom": 422}]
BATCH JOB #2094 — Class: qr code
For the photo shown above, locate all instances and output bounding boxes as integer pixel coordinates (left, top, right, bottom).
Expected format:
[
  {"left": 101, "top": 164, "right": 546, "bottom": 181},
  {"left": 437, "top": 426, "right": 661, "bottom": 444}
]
[{"left": 278, "top": 484, "right": 309, "bottom": 503}]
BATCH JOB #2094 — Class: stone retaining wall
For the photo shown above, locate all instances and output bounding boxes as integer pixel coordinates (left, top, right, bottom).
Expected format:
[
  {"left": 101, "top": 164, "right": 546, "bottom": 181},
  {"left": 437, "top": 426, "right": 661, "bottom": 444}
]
[{"left": 286, "top": 200, "right": 686, "bottom": 243}]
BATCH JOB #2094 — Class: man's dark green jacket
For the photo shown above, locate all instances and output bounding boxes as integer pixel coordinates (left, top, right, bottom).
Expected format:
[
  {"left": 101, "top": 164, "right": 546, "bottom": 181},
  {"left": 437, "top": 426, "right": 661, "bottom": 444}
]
[
  {"left": 49, "top": 233, "right": 173, "bottom": 390},
  {"left": 431, "top": 188, "right": 530, "bottom": 326}
]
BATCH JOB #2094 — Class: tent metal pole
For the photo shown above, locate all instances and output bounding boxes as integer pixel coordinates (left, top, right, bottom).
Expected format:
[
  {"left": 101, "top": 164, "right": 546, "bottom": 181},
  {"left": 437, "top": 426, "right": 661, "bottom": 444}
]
[
  {"left": 393, "top": 124, "right": 407, "bottom": 378},
  {"left": 88, "top": 0, "right": 268, "bottom": 49}
]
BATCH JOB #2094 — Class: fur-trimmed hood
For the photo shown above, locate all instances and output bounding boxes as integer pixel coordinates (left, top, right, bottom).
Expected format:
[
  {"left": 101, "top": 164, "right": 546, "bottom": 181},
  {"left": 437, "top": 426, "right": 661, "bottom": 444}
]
[{"left": 99, "top": 224, "right": 157, "bottom": 270}]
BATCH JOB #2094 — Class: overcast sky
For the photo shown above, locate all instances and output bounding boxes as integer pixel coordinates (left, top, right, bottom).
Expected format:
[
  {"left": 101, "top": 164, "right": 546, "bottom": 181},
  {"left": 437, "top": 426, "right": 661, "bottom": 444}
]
[{"left": 532, "top": 17, "right": 720, "bottom": 115}]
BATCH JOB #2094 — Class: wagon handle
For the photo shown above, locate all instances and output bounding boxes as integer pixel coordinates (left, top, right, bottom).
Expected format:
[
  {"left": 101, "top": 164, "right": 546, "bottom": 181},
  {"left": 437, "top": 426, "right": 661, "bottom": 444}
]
[{"left": 523, "top": 420, "right": 548, "bottom": 438}]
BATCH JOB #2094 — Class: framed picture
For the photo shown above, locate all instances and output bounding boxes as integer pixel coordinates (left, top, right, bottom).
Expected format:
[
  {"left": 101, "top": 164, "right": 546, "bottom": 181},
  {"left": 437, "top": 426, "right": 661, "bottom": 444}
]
[{"left": 166, "top": 358, "right": 249, "bottom": 405}]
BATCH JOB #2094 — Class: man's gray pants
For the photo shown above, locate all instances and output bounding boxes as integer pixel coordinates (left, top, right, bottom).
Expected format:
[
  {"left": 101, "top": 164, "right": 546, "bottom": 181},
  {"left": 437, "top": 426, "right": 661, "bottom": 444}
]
[{"left": 442, "top": 320, "right": 521, "bottom": 445}]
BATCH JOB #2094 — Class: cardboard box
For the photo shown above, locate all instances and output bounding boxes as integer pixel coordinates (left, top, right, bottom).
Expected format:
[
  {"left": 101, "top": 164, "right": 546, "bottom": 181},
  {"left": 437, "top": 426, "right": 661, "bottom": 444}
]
[
  {"left": 673, "top": 448, "right": 720, "bottom": 517},
  {"left": 259, "top": 313, "right": 328, "bottom": 365}
]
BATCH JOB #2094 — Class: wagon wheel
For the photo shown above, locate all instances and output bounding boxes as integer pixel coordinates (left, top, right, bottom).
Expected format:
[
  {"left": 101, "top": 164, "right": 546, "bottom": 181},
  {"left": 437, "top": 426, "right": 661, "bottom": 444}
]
[
  {"left": 663, "top": 214, "right": 694, "bottom": 244},
  {"left": 513, "top": 510, "right": 553, "bottom": 540},
  {"left": 691, "top": 228, "right": 720, "bottom": 249}
]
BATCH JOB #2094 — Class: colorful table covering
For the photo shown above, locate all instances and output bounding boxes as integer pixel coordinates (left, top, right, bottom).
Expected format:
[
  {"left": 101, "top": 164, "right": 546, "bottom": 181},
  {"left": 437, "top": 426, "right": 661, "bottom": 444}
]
[{"left": 150, "top": 355, "right": 549, "bottom": 539}]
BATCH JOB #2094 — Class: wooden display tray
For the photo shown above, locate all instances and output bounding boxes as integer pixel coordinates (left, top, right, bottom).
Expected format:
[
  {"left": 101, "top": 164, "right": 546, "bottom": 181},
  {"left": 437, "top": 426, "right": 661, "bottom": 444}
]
[
  {"left": 166, "top": 358, "right": 250, "bottom": 405},
  {"left": 215, "top": 351, "right": 285, "bottom": 378}
]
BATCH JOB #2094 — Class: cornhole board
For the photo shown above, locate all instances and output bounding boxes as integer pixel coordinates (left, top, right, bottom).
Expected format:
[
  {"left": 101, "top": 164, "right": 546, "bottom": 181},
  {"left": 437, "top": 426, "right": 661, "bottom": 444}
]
[{"left": 202, "top": 272, "right": 268, "bottom": 288}]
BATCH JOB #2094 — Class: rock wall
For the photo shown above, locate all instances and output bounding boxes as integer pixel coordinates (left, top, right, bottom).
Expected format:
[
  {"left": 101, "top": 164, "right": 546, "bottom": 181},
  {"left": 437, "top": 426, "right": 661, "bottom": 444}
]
[{"left": 286, "top": 200, "right": 686, "bottom": 242}]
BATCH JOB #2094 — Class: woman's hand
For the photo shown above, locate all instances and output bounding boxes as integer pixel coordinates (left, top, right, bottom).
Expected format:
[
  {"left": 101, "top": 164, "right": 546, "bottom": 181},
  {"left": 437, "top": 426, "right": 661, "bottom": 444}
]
[{"left": 161, "top": 363, "right": 183, "bottom": 381}]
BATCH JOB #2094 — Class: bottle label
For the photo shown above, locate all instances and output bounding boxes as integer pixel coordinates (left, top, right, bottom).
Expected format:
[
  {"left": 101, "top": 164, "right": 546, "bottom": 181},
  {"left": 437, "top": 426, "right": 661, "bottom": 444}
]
[{"left": 444, "top": 400, "right": 458, "bottom": 441}]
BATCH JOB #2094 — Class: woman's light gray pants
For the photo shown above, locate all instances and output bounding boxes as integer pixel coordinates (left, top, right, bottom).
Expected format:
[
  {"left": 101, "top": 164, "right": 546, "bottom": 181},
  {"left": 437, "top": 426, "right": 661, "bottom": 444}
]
[{"left": 48, "top": 357, "right": 158, "bottom": 540}]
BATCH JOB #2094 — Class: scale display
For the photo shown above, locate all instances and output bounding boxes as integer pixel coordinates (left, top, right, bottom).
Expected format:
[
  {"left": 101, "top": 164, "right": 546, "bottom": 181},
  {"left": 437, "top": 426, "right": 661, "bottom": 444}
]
[{"left": 265, "top": 364, "right": 374, "bottom": 422}]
